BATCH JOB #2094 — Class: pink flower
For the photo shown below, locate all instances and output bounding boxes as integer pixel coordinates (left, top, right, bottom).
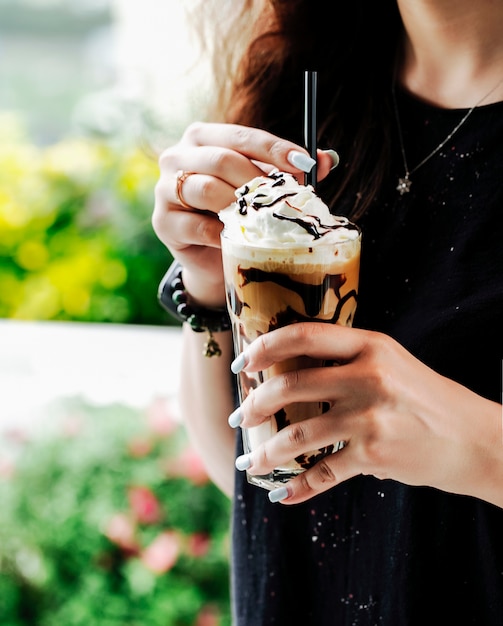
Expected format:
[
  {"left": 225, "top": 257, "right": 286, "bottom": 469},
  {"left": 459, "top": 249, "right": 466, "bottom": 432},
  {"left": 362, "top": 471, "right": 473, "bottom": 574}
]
[
  {"left": 165, "top": 446, "right": 209, "bottom": 485},
  {"left": 2, "top": 427, "right": 30, "bottom": 445},
  {"left": 128, "top": 485, "right": 163, "bottom": 524},
  {"left": 187, "top": 532, "right": 211, "bottom": 558},
  {"left": 195, "top": 605, "right": 220, "bottom": 626},
  {"left": 0, "top": 457, "right": 15, "bottom": 479},
  {"left": 140, "top": 531, "right": 181, "bottom": 574},
  {"left": 104, "top": 513, "right": 138, "bottom": 553},
  {"left": 127, "top": 436, "right": 153, "bottom": 458},
  {"left": 60, "top": 414, "right": 85, "bottom": 438},
  {"left": 146, "top": 396, "right": 179, "bottom": 436}
]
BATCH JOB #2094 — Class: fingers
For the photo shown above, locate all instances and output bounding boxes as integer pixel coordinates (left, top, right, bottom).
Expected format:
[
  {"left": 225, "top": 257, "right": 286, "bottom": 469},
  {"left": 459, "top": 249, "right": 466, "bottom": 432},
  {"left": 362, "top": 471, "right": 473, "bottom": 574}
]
[
  {"left": 228, "top": 324, "right": 377, "bottom": 504},
  {"left": 230, "top": 324, "right": 375, "bottom": 430},
  {"left": 238, "top": 437, "right": 360, "bottom": 505},
  {"left": 152, "top": 186, "right": 224, "bottom": 251},
  {"left": 152, "top": 122, "right": 340, "bottom": 306},
  {"left": 153, "top": 126, "right": 308, "bottom": 253},
  {"left": 181, "top": 122, "right": 338, "bottom": 182},
  {"left": 271, "top": 446, "right": 359, "bottom": 505},
  {"left": 179, "top": 122, "right": 317, "bottom": 176},
  {"left": 233, "top": 362, "right": 356, "bottom": 430},
  {"left": 234, "top": 323, "right": 372, "bottom": 377},
  {"left": 158, "top": 144, "right": 265, "bottom": 210},
  {"left": 154, "top": 122, "right": 340, "bottom": 251},
  {"left": 241, "top": 410, "right": 353, "bottom": 473},
  {"left": 158, "top": 123, "right": 336, "bottom": 209}
]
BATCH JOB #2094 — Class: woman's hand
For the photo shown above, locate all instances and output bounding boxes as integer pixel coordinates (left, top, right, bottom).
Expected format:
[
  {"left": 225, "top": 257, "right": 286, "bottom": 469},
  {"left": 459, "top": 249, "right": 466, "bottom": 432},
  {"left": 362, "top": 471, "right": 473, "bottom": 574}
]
[
  {"left": 152, "top": 122, "right": 336, "bottom": 306},
  {"left": 230, "top": 323, "right": 503, "bottom": 506}
]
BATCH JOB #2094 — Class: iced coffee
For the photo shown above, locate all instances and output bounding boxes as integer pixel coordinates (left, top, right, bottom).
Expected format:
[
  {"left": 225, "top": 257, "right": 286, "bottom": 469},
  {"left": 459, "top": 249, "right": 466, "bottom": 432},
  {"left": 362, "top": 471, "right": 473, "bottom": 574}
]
[{"left": 220, "top": 170, "right": 361, "bottom": 490}]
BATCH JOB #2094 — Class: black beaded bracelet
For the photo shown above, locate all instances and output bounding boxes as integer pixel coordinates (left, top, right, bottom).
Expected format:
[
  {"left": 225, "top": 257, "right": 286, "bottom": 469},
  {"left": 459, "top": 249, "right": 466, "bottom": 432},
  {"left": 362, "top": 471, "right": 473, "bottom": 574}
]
[{"left": 158, "top": 260, "right": 231, "bottom": 357}]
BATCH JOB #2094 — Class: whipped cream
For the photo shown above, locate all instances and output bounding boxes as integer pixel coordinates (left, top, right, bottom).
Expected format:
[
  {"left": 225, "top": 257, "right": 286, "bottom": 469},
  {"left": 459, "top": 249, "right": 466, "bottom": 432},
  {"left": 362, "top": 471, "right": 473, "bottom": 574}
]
[{"left": 219, "top": 170, "right": 359, "bottom": 247}]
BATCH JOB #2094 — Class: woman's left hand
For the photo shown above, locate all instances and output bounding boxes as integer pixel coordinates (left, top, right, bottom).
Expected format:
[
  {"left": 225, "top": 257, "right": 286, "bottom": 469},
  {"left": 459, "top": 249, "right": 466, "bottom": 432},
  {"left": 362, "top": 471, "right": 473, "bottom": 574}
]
[{"left": 230, "top": 323, "right": 503, "bottom": 506}]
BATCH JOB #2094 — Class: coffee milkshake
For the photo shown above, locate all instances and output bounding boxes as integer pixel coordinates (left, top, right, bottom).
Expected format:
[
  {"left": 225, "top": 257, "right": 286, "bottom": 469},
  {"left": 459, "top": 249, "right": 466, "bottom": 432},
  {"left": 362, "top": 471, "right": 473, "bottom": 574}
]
[{"left": 220, "top": 170, "right": 361, "bottom": 490}]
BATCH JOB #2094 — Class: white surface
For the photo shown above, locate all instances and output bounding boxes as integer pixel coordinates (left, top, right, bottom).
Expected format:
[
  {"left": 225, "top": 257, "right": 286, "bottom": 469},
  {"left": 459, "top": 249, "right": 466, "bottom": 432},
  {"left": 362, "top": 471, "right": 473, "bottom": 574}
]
[{"left": 0, "top": 320, "right": 183, "bottom": 429}]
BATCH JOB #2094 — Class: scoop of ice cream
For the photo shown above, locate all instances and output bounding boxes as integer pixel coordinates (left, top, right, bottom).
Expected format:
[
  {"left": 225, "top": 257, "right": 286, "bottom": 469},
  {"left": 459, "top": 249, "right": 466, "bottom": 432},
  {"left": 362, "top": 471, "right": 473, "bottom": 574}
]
[{"left": 219, "top": 170, "right": 359, "bottom": 247}]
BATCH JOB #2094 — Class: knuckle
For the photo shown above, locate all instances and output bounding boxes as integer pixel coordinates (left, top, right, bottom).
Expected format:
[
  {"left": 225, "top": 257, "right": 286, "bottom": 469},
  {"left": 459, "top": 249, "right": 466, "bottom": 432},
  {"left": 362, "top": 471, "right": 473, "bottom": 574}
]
[
  {"left": 364, "top": 438, "right": 385, "bottom": 465},
  {"left": 279, "top": 369, "right": 301, "bottom": 395},
  {"left": 298, "top": 470, "right": 316, "bottom": 495},
  {"left": 246, "top": 386, "right": 259, "bottom": 418},
  {"left": 183, "top": 121, "right": 205, "bottom": 144},
  {"left": 369, "top": 330, "right": 395, "bottom": 361},
  {"left": 258, "top": 333, "right": 270, "bottom": 350},
  {"left": 295, "top": 459, "right": 337, "bottom": 496},
  {"left": 254, "top": 445, "right": 271, "bottom": 469},
  {"left": 196, "top": 175, "right": 219, "bottom": 206},
  {"left": 370, "top": 363, "right": 395, "bottom": 400},
  {"left": 208, "top": 147, "right": 234, "bottom": 173},
  {"left": 359, "top": 426, "right": 387, "bottom": 471},
  {"left": 230, "top": 126, "right": 289, "bottom": 164},
  {"left": 232, "top": 125, "right": 254, "bottom": 150},
  {"left": 314, "top": 459, "right": 337, "bottom": 485},
  {"left": 184, "top": 170, "right": 230, "bottom": 213},
  {"left": 194, "top": 216, "right": 213, "bottom": 243},
  {"left": 255, "top": 333, "right": 270, "bottom": 357},
  {"left": 151, "top": 186, "right": 170, "bottom": 234},
  {"left": 244, "top": 387, "right": 272, "bottom": 427},
  {"left": 157, "top": 148, "right": 177, "bottom": 171},
  {"left": 153, "top": 179, "right": 167, "bottom": 207},
  {"left": 267, "top": 137, "right": 290, "bottom": 162},
  {"left": 293, "top": 322, "right": 325, "bottom": 346},
  {"left": 151, "top": 207, "right": 162, "bottom": 236},
  {"left": 361, "top": 333, "right": 398, "bottom": 397},
  {"left": 287, "top": 422, "right": 308, "bottom": 449}
]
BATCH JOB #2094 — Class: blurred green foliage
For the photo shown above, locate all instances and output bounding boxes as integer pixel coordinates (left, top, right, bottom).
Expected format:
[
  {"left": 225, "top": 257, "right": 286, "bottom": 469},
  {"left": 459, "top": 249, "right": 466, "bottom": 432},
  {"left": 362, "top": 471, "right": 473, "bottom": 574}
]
[
  {"left": 0, "top": 112, "right": 175, "bottom": 326},
  {"left": 0, "top": 397, "right": 231, "bottom": 625}
]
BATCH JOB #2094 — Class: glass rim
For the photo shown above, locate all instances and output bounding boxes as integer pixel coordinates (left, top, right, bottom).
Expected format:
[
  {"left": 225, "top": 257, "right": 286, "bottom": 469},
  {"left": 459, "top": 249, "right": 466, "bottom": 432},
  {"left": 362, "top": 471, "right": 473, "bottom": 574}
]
[{"left": 220, "top": 226, "right": 361, "bottom": 251}]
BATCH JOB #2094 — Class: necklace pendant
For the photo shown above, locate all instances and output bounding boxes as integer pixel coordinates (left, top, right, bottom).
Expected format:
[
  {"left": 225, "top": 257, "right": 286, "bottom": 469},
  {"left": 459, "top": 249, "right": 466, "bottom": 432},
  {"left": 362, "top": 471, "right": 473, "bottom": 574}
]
[{"left": 397, "top": 175, "right": 412, "bottom": 195}]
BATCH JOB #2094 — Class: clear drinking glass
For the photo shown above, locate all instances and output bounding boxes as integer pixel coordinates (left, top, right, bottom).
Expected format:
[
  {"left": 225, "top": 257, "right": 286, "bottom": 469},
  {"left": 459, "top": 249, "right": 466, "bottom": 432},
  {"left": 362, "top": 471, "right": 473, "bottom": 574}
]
[{"left": 221, "top": 227, "right": 361, "bottom": 490}]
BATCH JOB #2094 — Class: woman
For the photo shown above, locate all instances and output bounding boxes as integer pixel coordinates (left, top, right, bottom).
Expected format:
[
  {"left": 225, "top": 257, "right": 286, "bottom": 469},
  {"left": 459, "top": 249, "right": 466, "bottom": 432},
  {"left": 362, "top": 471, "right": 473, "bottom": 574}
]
[{"left": 152, "top": 0, "right": 503, "bottom": 623}]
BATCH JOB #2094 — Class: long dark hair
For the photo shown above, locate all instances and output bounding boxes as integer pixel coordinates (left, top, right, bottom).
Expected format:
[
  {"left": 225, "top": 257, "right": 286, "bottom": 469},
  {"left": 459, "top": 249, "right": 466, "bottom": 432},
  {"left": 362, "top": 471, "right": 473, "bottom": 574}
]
[{"left": 193, "top": 0, "right": 403, "bottom": 220}]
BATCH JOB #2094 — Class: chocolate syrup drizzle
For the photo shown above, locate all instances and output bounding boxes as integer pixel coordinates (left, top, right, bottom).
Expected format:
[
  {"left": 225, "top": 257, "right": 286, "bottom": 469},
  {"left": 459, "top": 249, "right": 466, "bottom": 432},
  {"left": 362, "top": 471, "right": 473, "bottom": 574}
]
[
  {"left": 236, "top": 171, "right": 359, "bottom": 240},
  {"left": 230, "top": 171, "right": 359, "bottom": 470},
  {"left": 238, "top": 267, "right": 357, "bottom": 324},
  {"left": 228, "top": 265, "right": 357, "bottom": 470}
]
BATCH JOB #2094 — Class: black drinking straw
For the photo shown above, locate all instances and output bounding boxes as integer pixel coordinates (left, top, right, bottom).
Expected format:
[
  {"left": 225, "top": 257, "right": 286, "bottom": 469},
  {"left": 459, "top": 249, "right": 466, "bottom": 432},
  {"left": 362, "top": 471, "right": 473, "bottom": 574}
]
[{"left": 304, "top": 70, "right": 318, "bottom": 188}]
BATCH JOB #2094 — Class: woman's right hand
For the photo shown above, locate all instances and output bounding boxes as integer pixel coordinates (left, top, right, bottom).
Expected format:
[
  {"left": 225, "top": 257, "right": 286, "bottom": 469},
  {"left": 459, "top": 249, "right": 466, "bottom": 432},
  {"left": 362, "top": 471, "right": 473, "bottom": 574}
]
[{"left": 152, "top": 121, "right": 336, "bottom": 307}]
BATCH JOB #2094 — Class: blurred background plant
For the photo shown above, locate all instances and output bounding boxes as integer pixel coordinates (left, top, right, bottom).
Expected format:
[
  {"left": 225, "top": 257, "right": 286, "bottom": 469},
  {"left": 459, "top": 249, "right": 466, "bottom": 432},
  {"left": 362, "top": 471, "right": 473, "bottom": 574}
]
[
  {"left": 0, "top": 397, "right": 232, "bottom": 626},
  {"left": 0, "top": 1, "right": 232, "bottom": 623},
  {"left": 0, "top": 0, "right": 213, "bottom": 326},
  {"left": 0, "top": 111, "right": 172, "bottom": 325}
]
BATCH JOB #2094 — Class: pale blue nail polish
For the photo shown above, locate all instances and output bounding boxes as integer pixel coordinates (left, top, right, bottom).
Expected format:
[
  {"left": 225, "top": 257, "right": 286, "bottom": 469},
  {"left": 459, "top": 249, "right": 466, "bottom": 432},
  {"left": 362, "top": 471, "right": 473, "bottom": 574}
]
[
  {"left": 231, "top": 352, "right": 247, "bottom": 374},
  {"left": 228, "top": 407, "right": 243, "bottom": 428},
  {"left": 235, "top": 454, "right": 251, "bottom": 471},
  {"left": 325, "top": 149, "right": 340, "bottom": 170},
  {"left": 287, "top": 151, "right": 316, "bottom": 173},
  {"left": 268, "top": 486, "right": 289, "bottom": 503}
]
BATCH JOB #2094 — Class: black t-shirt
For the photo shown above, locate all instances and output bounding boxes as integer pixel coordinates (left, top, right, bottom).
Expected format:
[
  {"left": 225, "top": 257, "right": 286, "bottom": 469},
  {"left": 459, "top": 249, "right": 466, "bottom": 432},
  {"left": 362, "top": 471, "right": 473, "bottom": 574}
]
[{"left": 231, "top": 91, "right": 503, "bottom": 625}]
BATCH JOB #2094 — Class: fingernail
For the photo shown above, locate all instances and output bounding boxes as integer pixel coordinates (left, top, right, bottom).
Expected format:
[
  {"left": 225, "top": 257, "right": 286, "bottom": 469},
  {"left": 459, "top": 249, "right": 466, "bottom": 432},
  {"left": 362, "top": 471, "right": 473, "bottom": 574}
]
[
  {"left": 235, "top": 454, "right": 251, "bottom": 471},
  {"left": 228, "top": 407, "right": 243, "bottom": 428},
  {"left": 287, "top": 150, "right": 316, "bottom": 173},
  {"left": 268, "top": 486, "right": 290, "bottom": 503},
  {"left": 231, "top": 352, "right": 247, "bottom": 374},
  {"left": 324, "top": 149, "right": 340, "bottom": 170}
]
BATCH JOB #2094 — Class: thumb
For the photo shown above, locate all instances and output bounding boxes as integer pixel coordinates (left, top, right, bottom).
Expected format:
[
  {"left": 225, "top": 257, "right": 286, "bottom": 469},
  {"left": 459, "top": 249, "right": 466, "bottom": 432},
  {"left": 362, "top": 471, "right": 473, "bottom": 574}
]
[{"left": 316, "top": 149, "right": 340, "bottom": 182}]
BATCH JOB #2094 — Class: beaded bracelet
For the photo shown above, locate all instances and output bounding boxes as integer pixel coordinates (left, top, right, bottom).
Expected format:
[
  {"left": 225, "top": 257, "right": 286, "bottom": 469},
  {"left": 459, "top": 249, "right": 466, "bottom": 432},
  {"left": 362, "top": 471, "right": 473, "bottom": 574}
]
[{"left": 158, "top": 260, "right": 231, "bottom": 357}]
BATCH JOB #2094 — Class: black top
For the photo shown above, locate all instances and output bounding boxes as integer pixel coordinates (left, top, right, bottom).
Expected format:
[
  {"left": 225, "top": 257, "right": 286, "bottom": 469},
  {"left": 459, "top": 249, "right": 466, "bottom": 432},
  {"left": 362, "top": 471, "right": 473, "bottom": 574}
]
[{"left": 231, "top": 90, "right": 503, "bottom": 625}]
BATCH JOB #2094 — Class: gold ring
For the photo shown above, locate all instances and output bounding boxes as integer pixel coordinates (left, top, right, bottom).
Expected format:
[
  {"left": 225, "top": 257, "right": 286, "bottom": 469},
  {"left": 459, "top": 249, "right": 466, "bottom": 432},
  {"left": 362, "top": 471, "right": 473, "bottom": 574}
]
[{"left": 175, "top": 170, "right": 196, "bottom": 209}]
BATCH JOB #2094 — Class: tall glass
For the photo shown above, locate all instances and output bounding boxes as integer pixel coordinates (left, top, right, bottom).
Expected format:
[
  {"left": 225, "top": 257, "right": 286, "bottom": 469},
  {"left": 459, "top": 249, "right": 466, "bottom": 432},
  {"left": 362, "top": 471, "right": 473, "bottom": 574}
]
[{"left": 221, "top": 227, "right": 361, "bottom": 490}]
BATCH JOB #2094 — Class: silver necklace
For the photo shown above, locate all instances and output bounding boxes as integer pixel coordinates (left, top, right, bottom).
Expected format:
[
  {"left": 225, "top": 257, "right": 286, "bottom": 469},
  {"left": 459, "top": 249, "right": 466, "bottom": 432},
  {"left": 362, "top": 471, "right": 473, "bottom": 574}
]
[{"left": 392, "top": 76, "right": 503, "bottom": 195}]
